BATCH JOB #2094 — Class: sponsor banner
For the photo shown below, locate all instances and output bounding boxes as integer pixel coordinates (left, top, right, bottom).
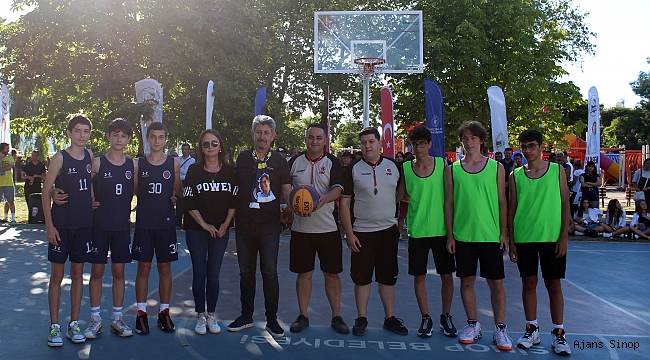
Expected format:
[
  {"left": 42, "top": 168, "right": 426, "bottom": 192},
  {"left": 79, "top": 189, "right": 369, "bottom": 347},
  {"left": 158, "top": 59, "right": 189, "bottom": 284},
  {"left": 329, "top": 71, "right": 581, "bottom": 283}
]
[
  {"left": 254, "top": 87, "right": 267, "bottom": 116},
  {"left": 380, "top": 87, "right": 395, "bottom": 158},
  {"left": 206, "top": 80, "right": 215, "bottom": 130},
  {"left": 587, "top": 86, "right": 601, "bottom": 173},
  {"left": 487, "top": 86, "right": 508, "bottom": 154},
  {"left": 0, "top": 84, "right": 10, "bottom": 147},
  {"left": 135, "top": 79, "right": 163, "bottom": 155},
  {"left": 424, "top": 79, "right": 445, "bottom": 157}
]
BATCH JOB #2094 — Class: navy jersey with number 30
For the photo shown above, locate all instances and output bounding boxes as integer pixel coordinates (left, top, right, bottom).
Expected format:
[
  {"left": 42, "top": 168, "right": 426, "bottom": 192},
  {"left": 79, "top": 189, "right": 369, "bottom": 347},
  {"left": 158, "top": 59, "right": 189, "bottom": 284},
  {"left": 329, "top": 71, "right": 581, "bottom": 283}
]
[
  {"left": 52, "top": 149, "right": 93, "bottom": 229},
  {"left": 93, "top": 156, "right": 135, "bottom": 231},
  {"left": 135, "top": 155, "right": 176, "bottom": 229}
]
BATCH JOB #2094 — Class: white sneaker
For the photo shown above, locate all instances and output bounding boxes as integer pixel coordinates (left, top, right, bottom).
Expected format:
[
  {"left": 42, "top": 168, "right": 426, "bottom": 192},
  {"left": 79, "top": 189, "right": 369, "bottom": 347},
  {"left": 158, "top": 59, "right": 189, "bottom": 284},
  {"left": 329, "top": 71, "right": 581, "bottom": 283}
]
[
  {"left": 551, "top": 328, "right": 572, "bottom": 355},
  {"left": 48, "top": 324, "right": 63, "bottom": 347},
  {"left": 207, "top": 315, "right": 221, "bottom": 334},
  {"left": 67, "top": 321, "right": 86, "bottom": 343},
  {"left": 603, "top": 232, "right": 612, "bottom": 238},
  {"left": 493, "top": 324, "right": 513, "bottom": 351},
  {"left": 574, "top": 231, "right": 584, "bottom": 236},
  {"left": 516, "top": 323, "right": 540, "bottom": 349},
  {"left": 634, "top": 234, "right": 640, "bottom": 239},
  {"left": 195, "top": 314, "right": 207, "bottom": 335},
  {"left": 459, "top": 321, "right": 482, "bottom": 344},
  {"left": 110, "top": 316, "right": 133, "bottom": 337},
  {"left": 83, "top": 317, "right": 102, "bottom": 339}
]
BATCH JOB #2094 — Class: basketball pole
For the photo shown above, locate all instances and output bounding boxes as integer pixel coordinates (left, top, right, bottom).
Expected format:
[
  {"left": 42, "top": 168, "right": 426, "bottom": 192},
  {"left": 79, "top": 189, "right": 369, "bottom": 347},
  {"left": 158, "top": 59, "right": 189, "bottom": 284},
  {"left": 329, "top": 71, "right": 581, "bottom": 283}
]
[{"left": 362, "top": 74, "right": 370, "bottom": 128}]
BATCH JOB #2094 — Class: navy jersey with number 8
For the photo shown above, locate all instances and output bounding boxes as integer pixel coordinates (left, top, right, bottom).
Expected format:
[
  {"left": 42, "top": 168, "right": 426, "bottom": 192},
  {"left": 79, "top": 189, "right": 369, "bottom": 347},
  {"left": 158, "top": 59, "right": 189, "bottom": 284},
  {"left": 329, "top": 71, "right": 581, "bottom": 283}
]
[{"left": 93, "top": 156, "right": 135, "bottom": 231}]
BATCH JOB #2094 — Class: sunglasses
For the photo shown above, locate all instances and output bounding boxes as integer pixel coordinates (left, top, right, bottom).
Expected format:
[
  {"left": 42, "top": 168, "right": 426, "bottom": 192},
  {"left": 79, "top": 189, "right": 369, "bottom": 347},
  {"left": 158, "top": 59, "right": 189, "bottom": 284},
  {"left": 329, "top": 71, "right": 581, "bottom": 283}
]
[{"left": 202, "top": 140, "right": 220, "bottom": 148}]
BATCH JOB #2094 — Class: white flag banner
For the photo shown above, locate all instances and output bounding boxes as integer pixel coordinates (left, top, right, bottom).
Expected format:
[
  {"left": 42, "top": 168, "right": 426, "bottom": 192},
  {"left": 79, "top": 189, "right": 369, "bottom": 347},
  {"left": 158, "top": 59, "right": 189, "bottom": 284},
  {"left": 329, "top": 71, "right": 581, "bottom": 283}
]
[
  {"left": 206, "top": 80, "right": 215, "bottom": 130},
  {"left": 487, "top": 86, "right": 508, "bottom": 154},
  {"left": 586, "top": 86, "right": 600, "bottom": 173},
  {"left": 135, "top": 79, "right": 163, "bottom": 155},
  {"left": 0, "top": 84, "right": 10, "bottom": 147}
]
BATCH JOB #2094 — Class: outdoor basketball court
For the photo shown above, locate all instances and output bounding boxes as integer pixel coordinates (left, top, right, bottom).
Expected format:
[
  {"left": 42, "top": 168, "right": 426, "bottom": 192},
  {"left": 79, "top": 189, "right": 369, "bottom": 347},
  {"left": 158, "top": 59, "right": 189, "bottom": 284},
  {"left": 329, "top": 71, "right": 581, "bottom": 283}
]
[{"left": 0, "top": 225, "right": 648, "bottom": 359}]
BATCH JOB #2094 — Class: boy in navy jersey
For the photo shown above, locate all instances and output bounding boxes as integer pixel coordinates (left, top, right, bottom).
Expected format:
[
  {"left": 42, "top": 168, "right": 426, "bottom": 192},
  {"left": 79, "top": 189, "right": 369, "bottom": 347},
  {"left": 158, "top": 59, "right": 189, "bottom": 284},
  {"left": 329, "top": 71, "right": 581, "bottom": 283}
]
[
  {"left": 83, "top": 119, "right": 138, "bottom": 339},
  {"left": 42, "top": 114, "right": 94, "bottom": 347},
  {"left": 132, "top": 122, "right": 182, "bottom": 334}
]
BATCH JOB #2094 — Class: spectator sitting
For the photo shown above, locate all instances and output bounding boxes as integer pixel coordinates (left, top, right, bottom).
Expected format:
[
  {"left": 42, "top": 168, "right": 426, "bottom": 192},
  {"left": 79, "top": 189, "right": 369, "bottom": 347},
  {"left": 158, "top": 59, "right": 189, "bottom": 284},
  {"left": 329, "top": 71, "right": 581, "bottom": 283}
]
[
  {"left": 629, "top": 199, "right": 650, "bottom": 240},
  {"left": 602, "top": 199, "right": 630, "bottom": 238},
  {"left": 580, "top": 161, "right": 601, "bottom": 209},
  {"left": 572, "top": 198, "right": 608, "bottom": 237}
]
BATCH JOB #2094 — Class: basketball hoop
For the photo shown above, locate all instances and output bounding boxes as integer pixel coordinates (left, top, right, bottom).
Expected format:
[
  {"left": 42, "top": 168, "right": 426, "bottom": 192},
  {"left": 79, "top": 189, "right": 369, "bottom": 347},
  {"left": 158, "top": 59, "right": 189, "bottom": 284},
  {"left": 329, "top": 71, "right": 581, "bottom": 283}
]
[{"left": 354, "top": 57, "right": 386, "bottom": 75}]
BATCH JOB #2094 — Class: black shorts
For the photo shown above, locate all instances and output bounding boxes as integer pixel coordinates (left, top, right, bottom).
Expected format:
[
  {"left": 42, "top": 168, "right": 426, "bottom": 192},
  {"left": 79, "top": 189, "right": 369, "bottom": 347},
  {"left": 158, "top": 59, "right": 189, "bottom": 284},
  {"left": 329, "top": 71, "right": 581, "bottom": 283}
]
[
  {"left": 514, "top": 242, "right": 566, "bottom": 279},
  {"left": 48, "top": 227, "right": 93, "bottom": 264},
  {"left": 350, "top": 225, "right": 399, "bottom": 286},
  {"left": 408, "top": 236, "right": 456, "bottom": 276},
  {"left": 91, "top": 229, "right": 132, "bottom": 264},
  {"left": 132, "top": 228, "right": 178, "bottom": 263},
  {"left": 455, "top": 241, "right": 505, "bottom": 280},
  {"left": 290, "top": 230, "right": 343, "bottom": 274}
]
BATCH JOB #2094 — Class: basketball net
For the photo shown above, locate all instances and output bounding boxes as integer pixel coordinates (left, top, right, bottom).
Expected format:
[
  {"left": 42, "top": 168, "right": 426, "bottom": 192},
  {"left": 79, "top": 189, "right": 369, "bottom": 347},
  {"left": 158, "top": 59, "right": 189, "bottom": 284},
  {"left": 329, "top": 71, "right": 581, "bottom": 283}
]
[{"left": 354, "top": 57, "right": 386, "bottom": 84}]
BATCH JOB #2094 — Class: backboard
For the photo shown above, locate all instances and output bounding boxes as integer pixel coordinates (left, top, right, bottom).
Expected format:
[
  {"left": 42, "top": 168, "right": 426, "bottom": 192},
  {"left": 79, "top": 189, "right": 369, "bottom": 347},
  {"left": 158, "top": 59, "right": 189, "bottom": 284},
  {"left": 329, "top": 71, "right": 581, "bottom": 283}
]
[{"left": 314, "top": 11, "right": 423, "bottom": 74}]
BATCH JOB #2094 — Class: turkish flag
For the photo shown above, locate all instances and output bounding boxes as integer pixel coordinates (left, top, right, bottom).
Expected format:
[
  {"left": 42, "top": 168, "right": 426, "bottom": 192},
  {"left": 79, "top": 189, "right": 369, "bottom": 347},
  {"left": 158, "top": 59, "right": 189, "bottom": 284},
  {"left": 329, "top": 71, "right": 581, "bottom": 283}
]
[{"left": 381, "top": 87, "right": 395, "bottom": 158}]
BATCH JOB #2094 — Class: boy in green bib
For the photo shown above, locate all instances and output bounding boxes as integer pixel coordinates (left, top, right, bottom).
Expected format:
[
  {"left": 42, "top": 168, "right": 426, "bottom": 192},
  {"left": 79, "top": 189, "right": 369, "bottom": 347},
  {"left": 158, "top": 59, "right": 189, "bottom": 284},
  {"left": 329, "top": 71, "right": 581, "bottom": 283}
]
[
  {"left": 508, "top": 130, "right": 571, "bottom": 356},
  {"left": 444, "top": 121, "right": 512, "bottom": 351}
]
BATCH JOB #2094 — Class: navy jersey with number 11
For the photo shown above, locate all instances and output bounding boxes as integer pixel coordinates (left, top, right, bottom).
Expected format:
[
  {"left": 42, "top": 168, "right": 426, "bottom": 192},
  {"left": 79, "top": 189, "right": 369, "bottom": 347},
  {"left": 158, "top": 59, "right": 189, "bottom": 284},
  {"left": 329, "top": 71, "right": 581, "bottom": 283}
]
[
  {"left": 93, "top": 156, "right": 135, "bottom": 231},
  {"left": 135, "top": 155, "right": 176, "bottom": 229},
  {"left": 52, "top": 149, "right": 93, "bottom": 229}
]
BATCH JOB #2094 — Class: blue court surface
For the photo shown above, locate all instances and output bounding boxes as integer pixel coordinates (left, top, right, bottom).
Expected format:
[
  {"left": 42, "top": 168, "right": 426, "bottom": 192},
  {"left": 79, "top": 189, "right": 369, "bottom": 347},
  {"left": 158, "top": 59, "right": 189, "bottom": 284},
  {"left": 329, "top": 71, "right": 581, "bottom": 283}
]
[{"left": 0, "top": 225, "right": 648, "bottom": 359}]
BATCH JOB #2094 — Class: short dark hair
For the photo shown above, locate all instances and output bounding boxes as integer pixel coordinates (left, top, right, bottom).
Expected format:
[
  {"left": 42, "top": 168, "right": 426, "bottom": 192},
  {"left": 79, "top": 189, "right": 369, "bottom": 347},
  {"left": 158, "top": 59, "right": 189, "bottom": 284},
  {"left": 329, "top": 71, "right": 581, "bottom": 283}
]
[
  {"left": 0, "top": 143, "right": 8, "bottom": 152},
  {"left": 518, "top": 130, "right": 543, "bottom": 145},
  {"left": 504, "top": 147, "right": 513, "bottom": 152},
  {"left": 306, "top": 123, "right": 327, "bottom": 135},
  {"left": 341, "top": 151, "right": 353, "bottom": 159},
  {"left": 494, "top": 151, "right": 503, "bottom": 157},
  {"left": 514, "top": 153, "right": 523, "bottom": 159},
  {"left": 147, "top": 122, "right": 168, "bottom": 137},
  {"left": 107, "top": 118, "right": 133, "bottom": 137},
  {"left": 181, "top": 143, "right": 191, "bottom": 149},
  {"left": 408, "top": 125, "right": 431, "bottom": 143},
  {"left": 359, "top": 126, "right": 380, "bottom": 141},
  {"left": 67, "top": 113, "right": 92, "bottom": 132},
  {"left": 457, "top": 121, "right": 487, "bottom": 147},
  {"left": 32, "top": 150, "right": 39, "bottom": 154}
]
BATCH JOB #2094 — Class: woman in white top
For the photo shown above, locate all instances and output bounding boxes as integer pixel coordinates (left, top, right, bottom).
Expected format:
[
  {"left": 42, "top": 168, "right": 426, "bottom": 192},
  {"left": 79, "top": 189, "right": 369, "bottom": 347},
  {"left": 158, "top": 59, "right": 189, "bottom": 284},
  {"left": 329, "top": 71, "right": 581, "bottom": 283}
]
[
  {"left": 629, "top": 199, "right": 650, "bottom": 240},
  {"left": 602, "top": 199, "right": 629, "bottom": 238},
  {"left": 572, "top": 198, "right": 607, "bottom": 236}
]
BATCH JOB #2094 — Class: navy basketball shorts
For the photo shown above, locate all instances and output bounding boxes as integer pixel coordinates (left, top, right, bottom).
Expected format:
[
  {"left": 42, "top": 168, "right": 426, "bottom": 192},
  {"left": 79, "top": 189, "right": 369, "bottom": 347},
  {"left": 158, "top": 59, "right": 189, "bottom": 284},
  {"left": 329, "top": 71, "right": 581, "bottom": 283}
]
[
  {"left": 454, "top": 240, "right": 505, "bottom": 280},
  {"left": 48, "top": 227, "right": 93, "bottom": 264},
  {"left": 132, "top": 228, "right": 178, "bottom": 263},
  {"left": 350, "top": 225, "right": 399, "bottom": 286},
  {"left": 290, "top": 230, "right": 343, "bottom": 274},
  {"left": 408, "top": 236, "right": 456, "bottom": 276},
  {"left": 91, "top": 229, "right": 132, "bottom": 264},
  {"left": 514, "top": 242, "right": 566, "bottom": 279}
]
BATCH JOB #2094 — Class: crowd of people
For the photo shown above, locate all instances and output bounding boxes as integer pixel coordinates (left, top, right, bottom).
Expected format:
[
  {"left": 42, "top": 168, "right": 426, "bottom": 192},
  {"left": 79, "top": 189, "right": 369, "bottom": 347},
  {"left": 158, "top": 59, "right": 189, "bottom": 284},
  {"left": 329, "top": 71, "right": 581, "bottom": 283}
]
[{"left": 40, "top": 114, "right": 589, "bottom": 357}]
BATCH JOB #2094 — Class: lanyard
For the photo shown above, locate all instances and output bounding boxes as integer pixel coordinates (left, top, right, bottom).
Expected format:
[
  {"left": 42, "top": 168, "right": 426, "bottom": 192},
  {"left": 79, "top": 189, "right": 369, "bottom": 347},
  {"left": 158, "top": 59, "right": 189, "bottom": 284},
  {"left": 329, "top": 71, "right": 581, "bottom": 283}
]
[
  {"left": 363, "top": 157, "right": 381, "bottom": 195},
  {"left": 307, "top": 152, "right": 325, "bottom": 186}
]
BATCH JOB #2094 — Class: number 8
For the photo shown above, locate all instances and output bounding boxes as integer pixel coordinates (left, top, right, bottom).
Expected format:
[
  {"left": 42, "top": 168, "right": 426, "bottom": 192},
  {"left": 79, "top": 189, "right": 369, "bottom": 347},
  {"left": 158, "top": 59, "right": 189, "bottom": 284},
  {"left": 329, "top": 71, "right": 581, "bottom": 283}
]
[{"left": 116, "top": 183, "right": 122, "bottom": 195}]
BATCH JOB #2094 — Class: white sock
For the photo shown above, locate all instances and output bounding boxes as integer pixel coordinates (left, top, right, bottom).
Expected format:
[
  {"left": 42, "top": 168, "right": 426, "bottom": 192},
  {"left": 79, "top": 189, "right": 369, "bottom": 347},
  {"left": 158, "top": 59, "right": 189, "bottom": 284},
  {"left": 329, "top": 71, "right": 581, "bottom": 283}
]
[
  {"left": 552, "top": 324, "right": 564, "bottom": 330},
  {"left": 90, "top": 306, "right": 101, "bottom": 320},
  {"left": 526, "top": 319, "right": 538, "bottom": 327},
  {"left": 137, "top": 302, "right": 147, "bottom": 312},
  {"left": 160, "top": 304, "right": 169, "bottom": 312},
  {"left": 112, "top": 306, "right": 122, "bottom": 320},
  {"left": 11, "top": 212, "right": 15, "bottom": 221}
]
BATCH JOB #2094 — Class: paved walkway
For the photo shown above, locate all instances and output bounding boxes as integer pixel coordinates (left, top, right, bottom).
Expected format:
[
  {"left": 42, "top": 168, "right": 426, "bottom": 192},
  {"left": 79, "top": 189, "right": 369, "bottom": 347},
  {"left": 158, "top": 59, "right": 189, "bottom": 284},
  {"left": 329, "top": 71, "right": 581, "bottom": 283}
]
[{"left": 0, "top": 225, "right": 648, "bottom": 359}]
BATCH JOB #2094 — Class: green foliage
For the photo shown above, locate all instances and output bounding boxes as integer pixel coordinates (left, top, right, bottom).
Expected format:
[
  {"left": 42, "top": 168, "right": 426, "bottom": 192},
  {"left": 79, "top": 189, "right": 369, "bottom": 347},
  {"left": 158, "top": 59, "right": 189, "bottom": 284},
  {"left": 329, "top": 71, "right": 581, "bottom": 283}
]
[{"left": 333, "top": 119, "right": 363, "bottom": 149}]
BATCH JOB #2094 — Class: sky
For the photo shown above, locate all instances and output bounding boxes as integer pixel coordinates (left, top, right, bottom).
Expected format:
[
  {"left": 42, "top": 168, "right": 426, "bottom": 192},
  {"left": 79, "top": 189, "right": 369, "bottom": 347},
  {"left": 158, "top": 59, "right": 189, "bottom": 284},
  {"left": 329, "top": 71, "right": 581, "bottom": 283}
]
[{"left": 1, "top": 0, "right": 648, "bottom": 109}]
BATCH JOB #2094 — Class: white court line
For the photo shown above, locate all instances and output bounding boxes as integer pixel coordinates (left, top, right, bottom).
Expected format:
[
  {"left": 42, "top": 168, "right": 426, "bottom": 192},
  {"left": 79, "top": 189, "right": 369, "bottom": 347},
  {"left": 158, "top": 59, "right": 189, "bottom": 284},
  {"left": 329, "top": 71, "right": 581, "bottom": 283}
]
[
  {"left": 571, "top": 250, "right": 650, "bottom": 253},
  {"left": 597, "top": 335, "right": 620, "bottom": 360},
  {"left": 564, "top": 278, "right": 650, "bottom": 328}
]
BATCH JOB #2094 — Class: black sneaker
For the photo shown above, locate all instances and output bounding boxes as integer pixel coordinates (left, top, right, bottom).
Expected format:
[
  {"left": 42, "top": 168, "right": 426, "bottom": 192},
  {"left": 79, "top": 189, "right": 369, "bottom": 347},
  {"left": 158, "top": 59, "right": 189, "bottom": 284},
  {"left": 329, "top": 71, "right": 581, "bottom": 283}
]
[
  {"left": 290, "top": 315, "right": 309, "bottom": 333},
  {"left": 440, "top": 314, "right": 457, "bottom": 337},
  {"left": 352, "top": 317, "right": 368, "bottom": 336},
  {"left": 227, "top": 315, "right": 254, "bottom": 332},
  {"left": 265, "top": 319, "right": 285, "bottom": 338},
  {"left": 417, "top": 314, "right": 433, "bottom": 338},
  {"left": 331, "top": 316, "right": 349, "bottom": 334},
  {"left": 135, "top": 310, "right": 149, "bottom": 335},
  {"left": 383, "top": 316, "right": 408, "bottom": 335},
  {"left": 157, "top": 308, "right": 175, "bottom": 332}
]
